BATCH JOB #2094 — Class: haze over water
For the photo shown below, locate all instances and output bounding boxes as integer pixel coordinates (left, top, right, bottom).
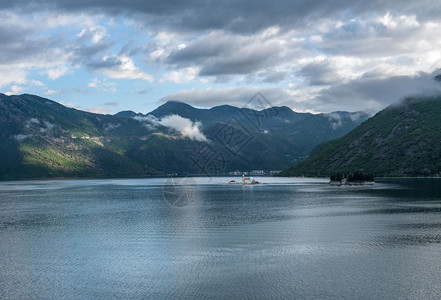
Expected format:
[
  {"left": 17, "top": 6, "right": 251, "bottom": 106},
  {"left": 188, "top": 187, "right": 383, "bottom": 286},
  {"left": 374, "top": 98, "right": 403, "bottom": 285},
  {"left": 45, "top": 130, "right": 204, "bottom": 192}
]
[{"left": 1, "top": 177, "right": 441, "bottom": 299}]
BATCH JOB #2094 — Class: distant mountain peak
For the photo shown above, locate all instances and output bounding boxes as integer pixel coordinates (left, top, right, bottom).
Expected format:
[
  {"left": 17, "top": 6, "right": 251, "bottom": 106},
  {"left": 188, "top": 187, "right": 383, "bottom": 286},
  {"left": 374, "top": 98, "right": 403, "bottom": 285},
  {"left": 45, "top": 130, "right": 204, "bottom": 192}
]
[
  {"left": 160, "top": 100, "right": 194, "bottom": 107},
  {"left": 115, "top": 110, "right": 140, "bottom": 118},
  {"left": 149, "top": 101, "right": 200, "bottom": 119},
  {"left": 163, "top": 100, "right": 186, "bottom": 104}
]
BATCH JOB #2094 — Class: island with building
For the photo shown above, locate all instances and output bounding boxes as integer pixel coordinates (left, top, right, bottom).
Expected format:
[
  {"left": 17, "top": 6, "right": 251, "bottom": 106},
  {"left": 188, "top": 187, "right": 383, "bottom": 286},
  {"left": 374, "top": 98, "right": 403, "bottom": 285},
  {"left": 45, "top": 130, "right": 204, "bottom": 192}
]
[{"left": 229, "top": 175, "right": 262, "bottom": 185}]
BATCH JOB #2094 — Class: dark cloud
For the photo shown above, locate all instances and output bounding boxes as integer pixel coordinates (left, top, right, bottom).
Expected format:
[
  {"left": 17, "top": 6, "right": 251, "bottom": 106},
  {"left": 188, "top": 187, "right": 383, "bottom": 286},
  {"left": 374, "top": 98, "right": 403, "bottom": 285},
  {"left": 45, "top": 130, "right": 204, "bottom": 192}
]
[
  {"left": 297, "top": 61, "right": 341, "bottom": 86},
  {"left": 198, "top": 48, "right": 280, "bottom": 76},
  {"left": 119, "top": 41, "right": 143, "bottom": 57},
  {"left": 135, "top": 88, "right": 152, "bottom": 95},
  {"left": 166, "top": 32, "right": 238, "bottom": 63},
  {"left": 0, "top": 23, "right": 33, "bottom": 44},
  {"left": 103, "top": 102, "right": 118, "bottom": 106},
  {"left": 70, "top": 42, "right": 114, "bottom": 66},
  {"left": 0, "top": 22, "right": 53, "bottom": 64},
  {"left": 87, "top": 55, "right": 122, "bottom": 70},
  {"left": 4, "top": 0, "right": 441, "bottom": 34},
  {"left": 311, "top": 71, "right": 441, "bottom": 111},
  {"left": 261, "top": 70, "right": 288, "bottom": 83},
  {"left": 163, "top": 31, "right": 284, "bottom": 77}
]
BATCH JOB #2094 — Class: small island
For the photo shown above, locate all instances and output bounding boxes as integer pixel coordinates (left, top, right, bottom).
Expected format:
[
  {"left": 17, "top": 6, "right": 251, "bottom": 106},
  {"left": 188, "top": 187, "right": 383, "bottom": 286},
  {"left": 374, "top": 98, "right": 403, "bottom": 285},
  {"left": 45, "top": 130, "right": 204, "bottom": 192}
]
[
  {"left": 229, "top": 176, "right": 262, "bottom": 185},
  {"left": 329, "top": 171, "right": 375, "bottom": 186}
]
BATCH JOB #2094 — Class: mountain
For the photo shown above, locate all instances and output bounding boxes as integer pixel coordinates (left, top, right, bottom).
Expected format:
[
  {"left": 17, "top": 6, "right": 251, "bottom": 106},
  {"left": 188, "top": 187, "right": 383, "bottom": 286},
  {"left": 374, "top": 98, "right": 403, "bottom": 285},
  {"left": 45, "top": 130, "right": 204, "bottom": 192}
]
[
  {"left": 148, "top": 101, "right": 205, "bottom": 120},
  {"left": 0, "top": 93, "right": 161, "bottom": 179},
  {"left": 128, "top": 100, "right": 370, "bottom": 169},
  {"left": 144, "top": 101, "right": 370, "bottom": 157},
  {"left": 0, "top": 93, "right": 369, "bottom": 179},
  {"left": 278, "top": 95, "right": 441, "bottom": 177}
]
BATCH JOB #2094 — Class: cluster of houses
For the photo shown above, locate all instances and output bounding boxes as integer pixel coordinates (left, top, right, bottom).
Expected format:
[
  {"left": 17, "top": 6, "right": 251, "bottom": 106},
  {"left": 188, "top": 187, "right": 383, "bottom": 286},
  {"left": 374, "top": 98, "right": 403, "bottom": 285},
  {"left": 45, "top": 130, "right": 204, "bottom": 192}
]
[{"left": 228, "top": 170, "right": 281, "bottom": 176}]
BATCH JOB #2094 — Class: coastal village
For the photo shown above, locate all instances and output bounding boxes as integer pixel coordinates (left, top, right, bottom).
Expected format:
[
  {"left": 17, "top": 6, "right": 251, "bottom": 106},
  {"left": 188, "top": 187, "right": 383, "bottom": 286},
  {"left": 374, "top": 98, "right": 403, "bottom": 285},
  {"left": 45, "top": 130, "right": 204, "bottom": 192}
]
[{"left": 228, "top": 170, "right": 281, "bottom": 176}]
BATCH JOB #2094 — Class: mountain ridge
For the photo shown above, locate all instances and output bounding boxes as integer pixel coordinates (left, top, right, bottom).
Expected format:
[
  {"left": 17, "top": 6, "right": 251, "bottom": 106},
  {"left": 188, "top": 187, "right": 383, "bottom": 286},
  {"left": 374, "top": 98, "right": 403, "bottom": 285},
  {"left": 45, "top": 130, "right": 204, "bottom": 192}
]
[
  {"left": 0, "top": 93, "right": 369, "bottom": 179},
  {"left": 278, "top": 95, "right": 441, "bottom": 177}
]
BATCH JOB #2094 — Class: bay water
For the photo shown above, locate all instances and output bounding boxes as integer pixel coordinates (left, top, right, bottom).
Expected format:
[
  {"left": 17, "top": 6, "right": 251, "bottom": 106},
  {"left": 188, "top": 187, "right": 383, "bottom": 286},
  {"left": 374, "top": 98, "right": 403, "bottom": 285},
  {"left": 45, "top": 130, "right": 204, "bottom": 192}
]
[{"left": 1, "top": 177, "right": 441, "bottom": 299}]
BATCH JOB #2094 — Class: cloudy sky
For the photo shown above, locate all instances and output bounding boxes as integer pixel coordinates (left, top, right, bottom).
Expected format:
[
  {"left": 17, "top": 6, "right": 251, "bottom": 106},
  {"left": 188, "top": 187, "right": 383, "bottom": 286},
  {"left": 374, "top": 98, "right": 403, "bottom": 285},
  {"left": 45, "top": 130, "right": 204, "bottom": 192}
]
[{"left": 2, "top": 0, "right": 441, "bottom": 114}]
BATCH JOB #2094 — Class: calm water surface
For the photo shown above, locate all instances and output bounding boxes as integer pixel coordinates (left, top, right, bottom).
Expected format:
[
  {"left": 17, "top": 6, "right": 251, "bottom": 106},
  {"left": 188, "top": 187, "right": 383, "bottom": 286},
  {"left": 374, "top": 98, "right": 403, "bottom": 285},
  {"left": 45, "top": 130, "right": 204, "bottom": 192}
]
[{"left": 1, "top": 177, "right": 441, "bottom": 299}]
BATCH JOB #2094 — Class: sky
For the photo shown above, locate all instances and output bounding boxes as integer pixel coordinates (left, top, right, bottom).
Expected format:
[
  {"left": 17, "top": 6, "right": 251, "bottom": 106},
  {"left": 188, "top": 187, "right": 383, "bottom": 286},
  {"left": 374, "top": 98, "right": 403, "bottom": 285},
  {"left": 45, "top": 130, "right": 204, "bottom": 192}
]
[{"left": 2, "top": 0, "right": 441, "bottom": 114}]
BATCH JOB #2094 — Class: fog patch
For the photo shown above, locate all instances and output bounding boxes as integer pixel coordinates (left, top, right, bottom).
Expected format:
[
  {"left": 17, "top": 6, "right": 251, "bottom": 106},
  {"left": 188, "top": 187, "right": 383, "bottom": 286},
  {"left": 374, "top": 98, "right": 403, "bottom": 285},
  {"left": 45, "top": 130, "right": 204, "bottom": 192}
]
[
  {"left": 349, "top": 111, "right": 372, "bottom": 122},
  {"left": 40, "top": 121, "right": 55, "bottom": 133},
  {"left": 134, "top": 115, "right": 160, "bottom": 130},
  {"left": 26, "top": 118, "right": 40, "bottom": 128},
  {"left": 24, "top": 118, "right": 55, "bottom": 134},
  {"left": 104, "top": 123, "right": 121, "bottom": 131},
  {"left": 13, "top": 134, "right": 31, "bottom": 141},
  {"left": 325, "top": 112, "right": 343, "bottom": 130}
]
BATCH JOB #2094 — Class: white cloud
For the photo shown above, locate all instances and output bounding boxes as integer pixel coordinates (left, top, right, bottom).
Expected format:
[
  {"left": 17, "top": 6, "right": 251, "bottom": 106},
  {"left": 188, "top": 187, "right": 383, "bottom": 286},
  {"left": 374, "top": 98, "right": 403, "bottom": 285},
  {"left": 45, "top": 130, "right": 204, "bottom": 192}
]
[
  {"left": 87, "top": 77, "right": 117, "bottom": 92},
  {"left": 5, "top": 85, "right": 25, "bottom": 95},
  {"left": 77, "top": 25, "right": 107, "bottom": 43},
  {"left": 46, "top": 66, "right": 70, "bottom": 80},
  {"left": 30, "top": 80, "right": 44, "bottom": 87},
  {"left": 88, "top": 78, "right": 99, "bottom": 88},
  {"left": 159, "top": 114, "right": 208, "bottom": 142},
  {"left": 161, "top": 67, "right": 199, "bottom": 83},
  {"left": 134, "top": 114, "right": 208, "bottom": 141},
  {"left": 45, "top": 89, "right": 58, "bottom": 95},
  {"left": 0, "top": 67, "right": 27, "bottom": 88},
  {"left": 147, "top": 31, "right": 182, "bottom": 62},
  {"left": 94, "top": 55, "right": 154, "bottom": 82}
]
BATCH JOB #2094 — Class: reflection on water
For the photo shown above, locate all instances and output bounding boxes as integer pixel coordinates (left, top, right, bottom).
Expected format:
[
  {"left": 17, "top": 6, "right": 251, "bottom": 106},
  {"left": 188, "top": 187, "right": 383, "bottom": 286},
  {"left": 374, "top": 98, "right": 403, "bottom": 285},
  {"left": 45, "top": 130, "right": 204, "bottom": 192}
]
[{"left": 1, "top": 177, "right": 441, "bottom": 299}]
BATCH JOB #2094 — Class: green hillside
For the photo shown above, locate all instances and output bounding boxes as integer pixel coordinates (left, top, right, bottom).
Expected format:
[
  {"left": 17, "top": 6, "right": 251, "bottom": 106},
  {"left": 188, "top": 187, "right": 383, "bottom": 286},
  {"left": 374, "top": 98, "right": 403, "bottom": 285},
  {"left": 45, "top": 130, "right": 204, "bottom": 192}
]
[
  {"left": 0, "top": 93, "right": 368, "bottom": 179},
  {"left": 279, "top": 95, "right": 441, "bottom": 177},
  {"left": 0, "top": 94, "right": 158, "bottom": 179}
]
